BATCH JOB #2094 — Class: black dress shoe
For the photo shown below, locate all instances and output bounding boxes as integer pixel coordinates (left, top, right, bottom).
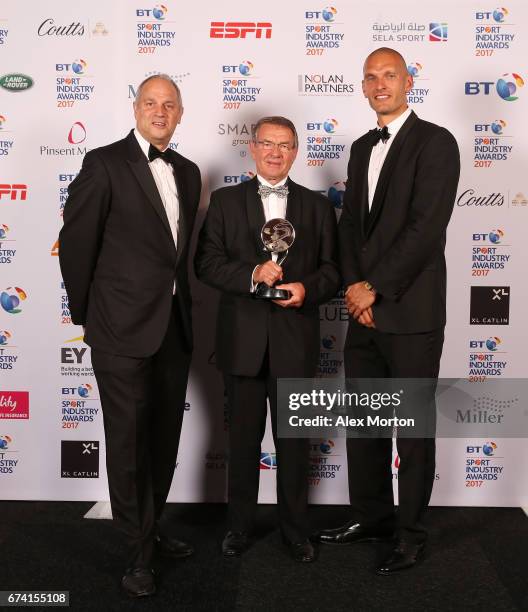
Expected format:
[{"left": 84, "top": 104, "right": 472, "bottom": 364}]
[
  {"left": 376, "top": 540, "right": 425, "bottom": 575},
  {"left": 287, "top": 539, "right": 317, "bottom": 563},
  {"left": 222, "top": 531, "right": 249, "bottom": 557},
  {"left": 155, "top": 534, "right": 194, "bottom": 559},
  {"left": 318, "top": 521, "right": 394, "bottom": 545},
  {"left": 121, "top": 568, "right": 156, "bottom": 598}
]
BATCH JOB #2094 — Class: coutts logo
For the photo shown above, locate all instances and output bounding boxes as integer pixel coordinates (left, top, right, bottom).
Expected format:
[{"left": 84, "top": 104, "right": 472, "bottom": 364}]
[
  {"left": 0, "top": 74, "right": 34, "bottom": 92},
  {"left": 37, "top": 18, "right": 85, "bottom": 36},
  {"left": 457, "top": 188, "right": 504, "bottom": 207}
]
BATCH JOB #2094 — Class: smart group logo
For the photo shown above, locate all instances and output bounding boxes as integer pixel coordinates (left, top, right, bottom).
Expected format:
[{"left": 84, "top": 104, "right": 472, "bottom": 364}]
[
  {"left": 61, "top": 337, "right": 93, "bottom": 377},
  {"left": 429, "top": 22, "right": 448, "bottom": 42},
  {"left": 135, "top": 4, "right": 176, "bottom": 52},
  {"left": 372, "top": 20, "right": 434, "bottom": 44},
  {"left": 465, "top": 441, "right": 504, "bottom": 487},
  {"left": 0, "top": 74, "right": 34, "bottom": 92},
  {"left": 471, "top": 229, "right": 511, "bottom": 277},
  {"left": 61, "top": 382, "right": 99, "bottom": 430},
  {"left": 327, "top": 181, "right": 346, "bottom": 210},
  {"left": 0, "top": 115, "right": 14, "bottom": 157},
  {"left": 0, "top": 329, "right": 19, "bottom": 372},
  {"left": 318, "top": 333, "right": 343, "bottom": 377},
  {"left": 0, "top": 224, "right": 16, "bottom": 265},
  {"left": 309, "top": 439, "right": 341, "bottom": 486},
  {"left": 210, "top": 21, "right": 272, "bottom": 39},
  {"left": 61, "top": 440, "right": 99, "bottom": 478},
  {"left": 260, "top": 452, "right": 277, "bottom": 470},
  {"left": 223, "top": 171, "right": 255, "bottom": 185},
  {"left": 221, "top": 61, "right": 262, "bottom": 110},
  {"left": 470, "top": 286, "right": 510, "bottom": 325},
  {"left": 320, "top": 287, "right": 348, "bottom": 322},
  {"left": 456, "top": 188, "right": 505, "bottom": 208},
  {"left": 475, "top": 8, "right": 515, "bottom": 55},
  {"left": 58, "top": 172, "right": 78, "bottom": 216},
  {"left": 304, "top": 7, "right": 344, "bottom": 55},
  {"left": 0, "top": 287, "right": 27, "bottom": 315},
  {"left": 0, "top": 434, "right": 19, "bottom": 475},
  {"left": 0, "top": 391, "right": 29, "bottom": 420},
  {"left": 465, "top": 73, "right": 524, "bottom": 101},
  {"left": 217, "top": 122, "right": 255, "bottom": 154},
  {"left": 40, "top": 121, "right": 89, "bottom": 157},
  {"left": 468, "top": 337, "right": 507, "bottom": 380},
  {"left": 406, "top": 61, "right": 430, "bottom": 104},
  {"left": 305, "top": 119, "right": 346, "bottom": 166},
  {"left": 297, "top": 73, "right": 354, "bottom": 96}
]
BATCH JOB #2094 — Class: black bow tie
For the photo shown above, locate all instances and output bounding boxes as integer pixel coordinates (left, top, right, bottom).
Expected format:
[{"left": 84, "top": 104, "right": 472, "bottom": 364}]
[
  {"left": 370, "top": 126, "right": 391, "bottom": 146},
  {"left": 148, "top": 144, "right": 172, "bottom": 163}
]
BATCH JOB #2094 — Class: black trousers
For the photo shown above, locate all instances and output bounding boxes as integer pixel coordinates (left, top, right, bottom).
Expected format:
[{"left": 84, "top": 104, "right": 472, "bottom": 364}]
[
  {"left": 344, "top": 325, "right": 444, "bottom": 544},
  {"left": 91, "top": 302, "right": 191, "bottom": 568},
  {"left": 224, "top": 360, "right": 310, "bottom": 543}
]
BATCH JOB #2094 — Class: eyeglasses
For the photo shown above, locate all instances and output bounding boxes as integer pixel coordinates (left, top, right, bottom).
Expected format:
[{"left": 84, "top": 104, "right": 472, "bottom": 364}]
[{"left": 255, "top": 140, "right": 296, "bottom": 152}]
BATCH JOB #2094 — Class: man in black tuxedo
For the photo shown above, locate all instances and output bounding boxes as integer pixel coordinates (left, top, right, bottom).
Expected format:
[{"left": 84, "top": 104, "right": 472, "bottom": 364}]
[
  {"left": 317, "top": 48, "right": 460, "bottom": 574},
  {"left": 195, "top": 116, "right": 340, "bottom": 563},
  {"left": 59, "top": 75, "right": 201, "bottom": 597}
]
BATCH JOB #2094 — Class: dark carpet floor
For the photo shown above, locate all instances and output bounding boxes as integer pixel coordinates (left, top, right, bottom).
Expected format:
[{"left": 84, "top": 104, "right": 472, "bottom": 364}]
[{"left": 1, "top": 502, "right": 527, "bottom": 611}]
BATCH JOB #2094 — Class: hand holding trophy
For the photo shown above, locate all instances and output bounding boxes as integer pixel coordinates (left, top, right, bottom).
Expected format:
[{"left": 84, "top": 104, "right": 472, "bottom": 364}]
[{"left": 254, "top": 218, "right": 295, "bottom": 300}]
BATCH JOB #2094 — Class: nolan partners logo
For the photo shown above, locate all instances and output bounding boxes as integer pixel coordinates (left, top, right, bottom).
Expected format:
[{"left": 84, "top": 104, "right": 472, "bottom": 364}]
[
  {"left": 0, "top": 74, "right": 34, "bottom": 92},
  {"left": 0, "top": 287, "right": 27, "bottom": 314}
]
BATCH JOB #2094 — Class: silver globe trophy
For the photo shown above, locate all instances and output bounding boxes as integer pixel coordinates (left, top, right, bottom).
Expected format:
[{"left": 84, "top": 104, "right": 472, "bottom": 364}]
[{"left": 254, "top": 218, "right": 295, "bottom": 300}]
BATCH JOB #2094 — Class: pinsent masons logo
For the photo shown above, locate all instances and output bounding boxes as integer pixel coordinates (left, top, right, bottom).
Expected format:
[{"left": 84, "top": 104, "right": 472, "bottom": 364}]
[{"left": 0, "top": 391, "right": 29, "bottom": 419}]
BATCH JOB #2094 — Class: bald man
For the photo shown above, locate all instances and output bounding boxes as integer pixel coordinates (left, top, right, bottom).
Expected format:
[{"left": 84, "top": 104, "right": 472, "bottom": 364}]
[{"left": 317, "top": 48, "right": 460, "bottom": 574}]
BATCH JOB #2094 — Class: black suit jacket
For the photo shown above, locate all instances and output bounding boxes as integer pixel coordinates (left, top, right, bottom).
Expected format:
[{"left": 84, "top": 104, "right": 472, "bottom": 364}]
[
  {"left": 338, "top": 111, "right": 460, "bottom": 334},
  {"left": 59, "top": 130, "right": 201, "bottom": 357},
  {"left": 195, "top": 177, "right": 340, "bottom": 378}
]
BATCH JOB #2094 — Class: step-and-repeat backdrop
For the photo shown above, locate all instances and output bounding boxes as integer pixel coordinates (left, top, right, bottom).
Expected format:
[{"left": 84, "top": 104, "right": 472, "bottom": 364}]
[{"left": 1, "top": 1, "right": 527, "bottom": 506}]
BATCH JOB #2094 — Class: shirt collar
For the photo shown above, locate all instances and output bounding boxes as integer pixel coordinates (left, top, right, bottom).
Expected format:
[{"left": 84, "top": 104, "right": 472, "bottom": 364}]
[
  {"left": 257, "top": 174, "right": 288, "bottom": 188},
  {"left": 376, "top": 107, "right": 412, "bottom": 139},
  {"left": 134, "top": 128, "right": 169, "bottom": 161}
]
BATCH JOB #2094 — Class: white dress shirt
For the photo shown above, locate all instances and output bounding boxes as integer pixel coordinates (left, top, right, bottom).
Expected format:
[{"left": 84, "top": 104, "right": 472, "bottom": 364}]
[
  {"left": 250, "top": 174, "right": 288, "bottom": 290},
  {"left": 367, "top": 107, "right": 412, "bottom": 210},
  {"left": 134, "top": 129, "right": 179, "bottom": 250}
]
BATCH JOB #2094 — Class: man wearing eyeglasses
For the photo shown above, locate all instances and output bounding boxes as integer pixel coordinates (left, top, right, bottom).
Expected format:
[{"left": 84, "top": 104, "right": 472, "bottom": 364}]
[{"left": 195, "top": 116, "right": 340, "bottom": 563}]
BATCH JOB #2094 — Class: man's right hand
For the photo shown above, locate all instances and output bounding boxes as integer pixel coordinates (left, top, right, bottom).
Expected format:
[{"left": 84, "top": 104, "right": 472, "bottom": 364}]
[{"left": 253, "top": 261, "right": 283, "bottom": 287}]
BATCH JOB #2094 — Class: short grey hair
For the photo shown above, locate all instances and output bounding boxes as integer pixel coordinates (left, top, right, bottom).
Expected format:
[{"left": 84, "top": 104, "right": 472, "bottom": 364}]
[
  {"left": 251, "top": 116, "right": 298, "bottom": 149},
  {"left": 135, "top": 73, "right": 182, "bottom": 107}
]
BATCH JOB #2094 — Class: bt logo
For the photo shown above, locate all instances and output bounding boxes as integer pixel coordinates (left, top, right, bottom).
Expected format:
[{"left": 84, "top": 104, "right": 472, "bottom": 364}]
[
  {"left": 136, "top": 5, "right": 168, "bottom": 19},
  {"left": 305, "top": 7, "right": 337, "bottom": 21},
  {"left": 307, "top": 119, "right": 338, "bottom": 133},
  {"left": 465, "top": 73, "right": 524, "bottom": 101}
]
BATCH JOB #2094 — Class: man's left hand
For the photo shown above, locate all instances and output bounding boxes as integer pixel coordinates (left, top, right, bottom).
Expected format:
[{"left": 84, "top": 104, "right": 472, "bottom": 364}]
[
  {"left": 272, "top": 282, "right": 306, "bottom": 308},
  {"left": 345, "top": 281, "right": 376, "bottom": 319}
]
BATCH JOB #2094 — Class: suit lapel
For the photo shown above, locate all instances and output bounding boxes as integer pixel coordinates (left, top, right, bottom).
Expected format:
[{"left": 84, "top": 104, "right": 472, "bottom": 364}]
[
  {"left": 125, "top": 131, "right": 175, "bottom": 251},
  {"left": 366, "top": 111, "right": 418, "bottom": 237},
  {"left": 169, "top": 153, "right": 190, "bottom": 265},
  {"left": 285, "top": 178, "right": 302, "bottom": 263},
  {"left": 354, "top": 139, "right": 372, "bottom": 239},
  {"left": 245, "top": 177, "right": 267, "bottom": 260}
]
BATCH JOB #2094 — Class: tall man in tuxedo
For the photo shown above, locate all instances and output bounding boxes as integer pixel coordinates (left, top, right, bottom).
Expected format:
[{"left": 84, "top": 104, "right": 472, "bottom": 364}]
[
  {"left": 59, "top": 75, "right": 201, "bottom": 597},
  {"left": 195, "top": 116, "right": 340, "bottom": 563},
  {"left": 317, "top": 48, "right": 460, "bottom": 574}
]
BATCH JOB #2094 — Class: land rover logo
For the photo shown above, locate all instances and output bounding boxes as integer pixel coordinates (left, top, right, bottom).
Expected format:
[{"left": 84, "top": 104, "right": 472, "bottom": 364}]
[{"left": 0, "top": 73, "right": 34, "bottom": 92}]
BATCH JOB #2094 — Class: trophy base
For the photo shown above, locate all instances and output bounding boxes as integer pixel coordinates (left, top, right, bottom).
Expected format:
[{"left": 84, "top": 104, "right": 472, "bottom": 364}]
[{"left": 254, "top": 286, "right": 291, "bottom": 300}]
